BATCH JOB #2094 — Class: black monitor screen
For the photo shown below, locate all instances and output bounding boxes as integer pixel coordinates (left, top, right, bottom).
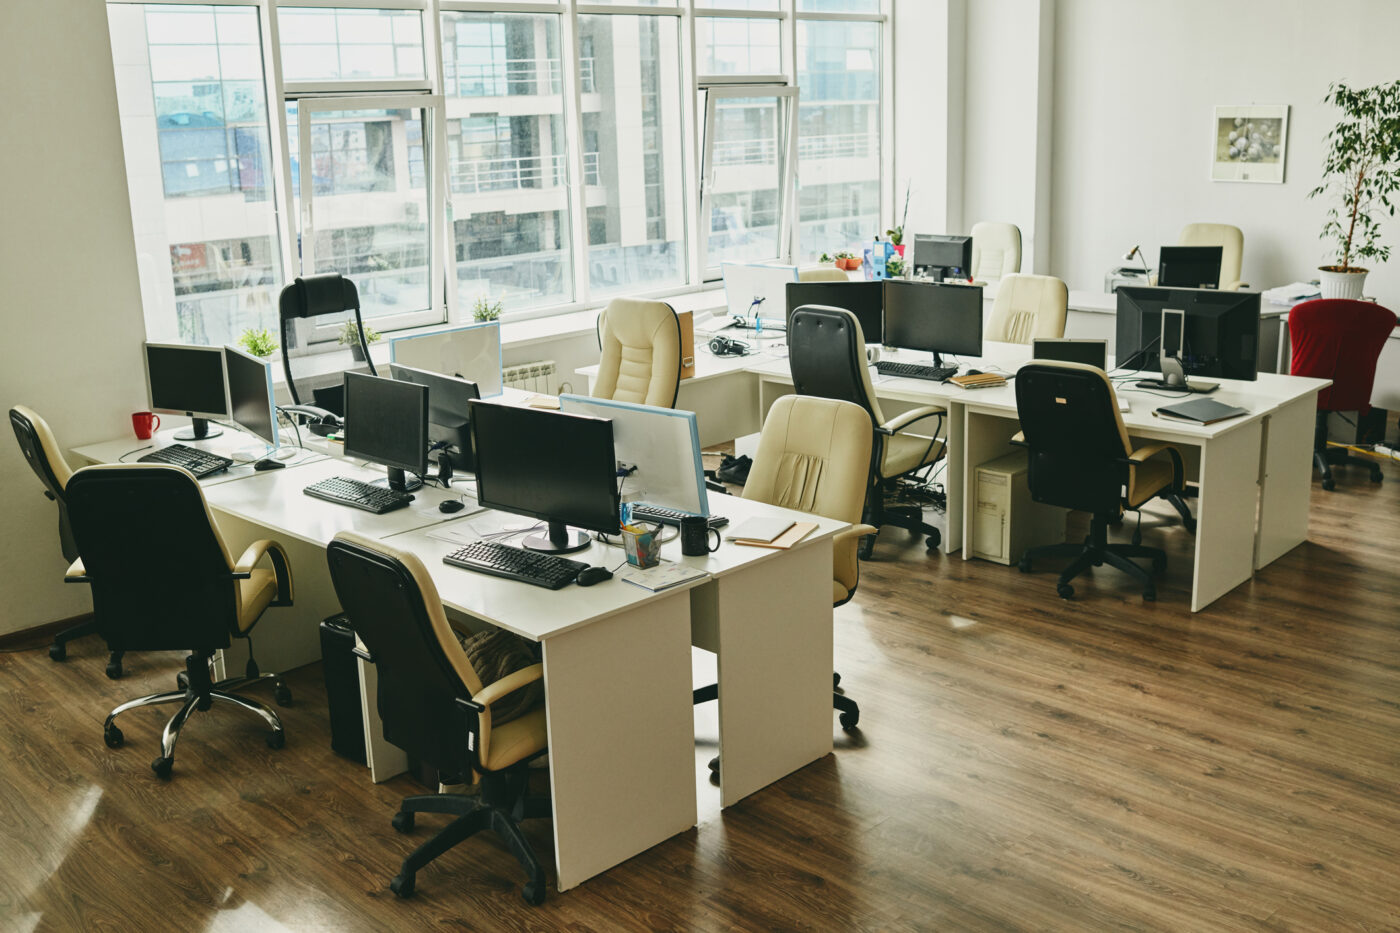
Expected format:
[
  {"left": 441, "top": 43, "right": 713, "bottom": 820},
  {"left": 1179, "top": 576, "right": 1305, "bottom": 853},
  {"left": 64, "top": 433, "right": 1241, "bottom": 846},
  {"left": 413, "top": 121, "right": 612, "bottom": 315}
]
[
  {"left": 390, "top": 363, "right": 479, "bottom": 459},
  {"left": 1033, "top": 338, "right": 1107, "bottom": 371},
  {"left": 1157, "top": 245, "right": 1223, "bottom": 289},
  {"left": 785, "top": 281, "right": 883, "bottom": 343},
  {"left": 342, "top": 372, "right": 428, "bottom": 476},
  {"left": 224, "top": 345, "right": 277, "bottom": 447},
  {"left": 1115, "top": 286, "right": 1261, "bottom": 381},
  {"left": 882, "top": 280, "right": 983, "bottom": 361},
  {"left": 469, "top": 401, "right": 621, "bottom": 537},
  {"left": 912, "top": 234, "right": 973, "bottom": 276},
  {"left": 145, "top": 343, "right": 229, "bottom": 418}
]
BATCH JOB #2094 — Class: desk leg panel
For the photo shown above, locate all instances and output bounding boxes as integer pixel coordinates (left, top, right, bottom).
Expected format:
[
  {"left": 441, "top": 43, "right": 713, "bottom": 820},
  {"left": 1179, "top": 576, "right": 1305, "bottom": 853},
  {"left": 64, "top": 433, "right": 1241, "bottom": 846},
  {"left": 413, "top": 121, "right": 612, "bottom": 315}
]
[
  {"left": 1255, "top": 392, "right": 1318, "bottom": 570},
  {"left": 542, "top": 593, "right": 697, "bottom": 891},
  {"left": 710, "top": 541, "right": 834, "bottom": 807},
  {"left": 1191, "top": 422, "right": 1263, "bottom": 612}
]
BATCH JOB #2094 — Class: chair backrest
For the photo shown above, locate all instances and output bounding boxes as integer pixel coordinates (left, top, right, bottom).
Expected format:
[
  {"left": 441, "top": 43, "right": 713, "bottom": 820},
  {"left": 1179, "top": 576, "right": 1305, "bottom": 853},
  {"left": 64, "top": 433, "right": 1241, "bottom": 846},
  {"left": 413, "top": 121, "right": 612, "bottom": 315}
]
[
  {"left": 326, "top": 532, "right": 486, "bottom": 776},
  {"left": 743, "top": 395, "right": 873, "bottom": 524},
  {"left": 798, "top": 265, "right": 849, "bottom": 282},
  {"left": 1014, "top": 362, "right": 1131, "bottom": 515},
  {"left": 788, "top": 305, "right": 885, "bottom": 426},
  {"left": 593, "top": 298, "right": 682, "bottom": 408},
  {"left": 986, "top": 274, "right": 1068, "bottom": 344},
  {"left": 1288, "top": 299, "right": 1397, "bottom": 413},
  {"left": 1178, "top": 223, "right": 1244, "bottom": 290},
  {"left": 10, "top": 405, "right": 78, "bottom": 563},
  {"left": 970, "top": 222, "right": 1022, "bottom": 283},
  {"left": 64, "top": 465, "right": 238, "bottom": 652},
  {"left": 278, "top": 273, "right": 376, "bottom": 408}
]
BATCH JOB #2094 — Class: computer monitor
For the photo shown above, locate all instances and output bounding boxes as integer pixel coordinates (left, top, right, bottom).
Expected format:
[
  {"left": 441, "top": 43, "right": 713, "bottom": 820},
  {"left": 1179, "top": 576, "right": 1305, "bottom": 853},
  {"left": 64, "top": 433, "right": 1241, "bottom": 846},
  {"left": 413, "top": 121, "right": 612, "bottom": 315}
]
[
  {"left": 1032, "top": 338, "right": 1108, "bottom": 371},
  {"left": 911, "top": 234, "right": 973, "bottom": 280},
  {"left": 1157, "top": 245, "right": 1223, "bottom": 289},
  {"left": 224, "top": 345, "right": 278, "bottom": 453},
  {"left": 389, "top": 362, "right": 480, "bottom": 471},
  {"left": 558, "top": 395, "right": 708, "bottom": 517},
  {"left": 784, "top": 281, "right": 883, "bottom": 343},
  {"left": 468, "top": 400, "right": 621, "bottom": 554},
  {"left": 722, "top": 262, "right": 799, "bottom": 326},
  {"left": 144, "top": 342, "right": 230, "bottom": 441},
  {"left": 342, "top": 372, "right": 428, "bottom": 491},
  {"left": 389, "top": 320, "right": 503, "bottom": 397},
  {"left": 1115, "top": 286, "right": 1261, "bottom": 384},
  {"left": 882, "top": 280, "right": 984, "bottom": 367}
]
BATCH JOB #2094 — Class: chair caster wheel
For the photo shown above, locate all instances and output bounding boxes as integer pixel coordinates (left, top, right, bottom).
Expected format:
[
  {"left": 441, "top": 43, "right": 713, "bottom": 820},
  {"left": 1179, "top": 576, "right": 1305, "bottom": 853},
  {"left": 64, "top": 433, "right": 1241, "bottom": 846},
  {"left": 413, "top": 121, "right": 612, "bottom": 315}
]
[
  {"left": 522, "top": 881, "right": 546, "bottom": 906},
  {"left": 1056, "top": 583, "right": 1074, "bottom": 599},
  {"left": 1143, "top": 588, "right": 1156, "bottom": 602},
  {"left": 274, "top": 685, "right": 293, "bottom": 707},
  {"left": 104, "top": 725, "right": 124, "bottom": 749},
  {"left": 833, "top": 672, "right": 841, "bottom": 688},
  {"left": 49, "top": 643, "right": 67, "bottom": 662},
  {"left": 105, "top": 659, "right": 123, "bottom": 680},
  {"left": 151, "top": 756, "right": 174, "bottom": 780},
  {"left": 265, "top": 730, "right": 286, "bottom": 750},
  {"left": 391, "top": 811, "right": 415, "bottom": 833},
  {"left": 1321, "top": 478, "right": 1336, "bottom": 491},
  {"left": 857, "top": 537, "right": 875, "bottom": 561},
  {"left": 707, "top": 756, "right": 720, "bottom": 774},
  {"left": 926, "top": 529, "right": 941, "bottom": 552},
  {"left": 839, "top": 709, "right": 860, "bottom": 730},
  {"left": 1018, "top": 557, "right": 1032, "bottom": 573},
  {"left": 390, "top": 873, "right": 415, "bottom": 898},
  {"left": 1371, "top": 471, "right": 1383, "bottom": 484}
]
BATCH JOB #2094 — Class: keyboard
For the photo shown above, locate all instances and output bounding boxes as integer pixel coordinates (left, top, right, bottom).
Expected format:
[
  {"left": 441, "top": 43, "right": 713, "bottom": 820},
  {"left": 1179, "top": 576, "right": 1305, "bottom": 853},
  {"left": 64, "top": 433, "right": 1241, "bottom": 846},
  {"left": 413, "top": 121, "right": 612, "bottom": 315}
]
[
  {"left": 303, "top": 476, "right": 414, "bottom": 514},
  {"left": 138, "top": 443, "right": 233, "bottom": 478},
  {"left": 628, "top": 504, "right": 729, "bottom": 530},
  {"left": 876, "top": 361, "right": 960, "bottom": 382},
  {"left": 443, "top": 541, "right": 589, "bottom": 590}
]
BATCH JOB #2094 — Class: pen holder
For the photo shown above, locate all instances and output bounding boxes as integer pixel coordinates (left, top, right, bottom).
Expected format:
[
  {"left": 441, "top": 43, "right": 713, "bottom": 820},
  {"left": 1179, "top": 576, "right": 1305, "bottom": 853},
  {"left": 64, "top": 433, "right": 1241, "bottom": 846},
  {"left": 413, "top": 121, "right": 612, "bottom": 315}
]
[{"left": 622, "top": 524, "right": 661, "bottom": 569}]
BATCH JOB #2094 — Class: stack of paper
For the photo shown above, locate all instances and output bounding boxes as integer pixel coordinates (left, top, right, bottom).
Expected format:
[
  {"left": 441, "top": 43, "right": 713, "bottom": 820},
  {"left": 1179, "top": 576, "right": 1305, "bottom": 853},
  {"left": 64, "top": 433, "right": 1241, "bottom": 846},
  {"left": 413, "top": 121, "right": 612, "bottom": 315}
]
[{"left": 1263, "top": 282, "right": 1320, "bottom": 304}]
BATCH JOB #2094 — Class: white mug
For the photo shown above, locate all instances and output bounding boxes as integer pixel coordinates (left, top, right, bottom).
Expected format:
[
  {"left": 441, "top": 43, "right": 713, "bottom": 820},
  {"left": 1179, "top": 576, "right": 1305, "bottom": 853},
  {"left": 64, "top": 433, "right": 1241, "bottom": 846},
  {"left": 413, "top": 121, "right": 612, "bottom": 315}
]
[{"left": 865, "top": 344, "right": 882, "bottom": 364}]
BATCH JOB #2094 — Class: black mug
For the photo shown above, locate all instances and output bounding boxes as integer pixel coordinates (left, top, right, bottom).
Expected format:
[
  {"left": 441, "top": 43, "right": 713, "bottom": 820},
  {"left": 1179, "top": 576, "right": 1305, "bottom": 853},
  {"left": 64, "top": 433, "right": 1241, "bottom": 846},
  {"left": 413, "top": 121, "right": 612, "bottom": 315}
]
[{"left": 679, "top": 515, "right": 721, "bottom": 556}]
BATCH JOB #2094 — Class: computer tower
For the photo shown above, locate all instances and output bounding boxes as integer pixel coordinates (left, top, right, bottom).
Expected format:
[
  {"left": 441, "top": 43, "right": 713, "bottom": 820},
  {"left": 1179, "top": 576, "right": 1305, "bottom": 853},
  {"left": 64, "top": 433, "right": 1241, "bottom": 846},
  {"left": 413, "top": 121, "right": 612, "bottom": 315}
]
[
  {"left": 971, "top": 450, "right": 1065, "bottom": 565},
  {"left": 319, "top": 616, "right": 366, "bottom": 764}
]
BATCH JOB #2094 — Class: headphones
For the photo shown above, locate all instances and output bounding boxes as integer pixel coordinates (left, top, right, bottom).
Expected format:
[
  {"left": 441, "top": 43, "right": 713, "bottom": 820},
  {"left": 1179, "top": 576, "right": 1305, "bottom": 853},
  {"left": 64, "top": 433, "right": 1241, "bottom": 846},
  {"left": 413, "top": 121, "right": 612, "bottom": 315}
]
[{"left": 709, "top": 335, "right": 751, "bottom": 357}]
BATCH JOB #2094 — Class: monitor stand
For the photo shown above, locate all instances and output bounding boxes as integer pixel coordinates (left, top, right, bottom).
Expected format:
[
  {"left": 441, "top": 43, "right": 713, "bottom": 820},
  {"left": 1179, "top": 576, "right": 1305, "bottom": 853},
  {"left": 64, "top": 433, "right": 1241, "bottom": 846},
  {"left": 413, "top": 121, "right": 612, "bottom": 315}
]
[
  {"left": 1135, "top": 353, "right": 1218, "bottom": 393},
  {"left": 174, "top": 417, "right": 222, "bottom": 441},
  {"left": 523, "top": 521, "right": 591, "bottom": 555},
  {"left": 372, "top": 466, "right": 422, "bottom": 493}
]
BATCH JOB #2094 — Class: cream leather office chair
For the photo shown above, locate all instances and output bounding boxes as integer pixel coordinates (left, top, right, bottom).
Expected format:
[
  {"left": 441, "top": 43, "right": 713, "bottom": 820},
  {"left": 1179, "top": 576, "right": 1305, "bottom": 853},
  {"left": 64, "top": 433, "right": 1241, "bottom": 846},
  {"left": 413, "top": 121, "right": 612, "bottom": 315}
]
[
  {"left": 798, "top": 265, "right": 849, "bottom": 282},
  {"left": 1178, "top": 223, "right": 1245, "bottom": 290},
  {"left": 593, "top": 297, "right": 682, "bottom": 408},
  {"left": 986, "top": 274, "right": 1069, "bottom": 344},
  {"left": 970, "top": 222, "right": 1022, "bottom": 284},
  {"left": 326, "top": 532, "right": 550, "bottom": 904}
]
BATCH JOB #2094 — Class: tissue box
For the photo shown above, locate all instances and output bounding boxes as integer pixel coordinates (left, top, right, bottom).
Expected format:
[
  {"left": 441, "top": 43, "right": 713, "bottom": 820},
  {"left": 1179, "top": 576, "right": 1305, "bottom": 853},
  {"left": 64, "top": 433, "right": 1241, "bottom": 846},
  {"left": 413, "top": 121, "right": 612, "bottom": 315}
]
[{"left": 622, "top": 524, "right": 661, "bottom": 568}]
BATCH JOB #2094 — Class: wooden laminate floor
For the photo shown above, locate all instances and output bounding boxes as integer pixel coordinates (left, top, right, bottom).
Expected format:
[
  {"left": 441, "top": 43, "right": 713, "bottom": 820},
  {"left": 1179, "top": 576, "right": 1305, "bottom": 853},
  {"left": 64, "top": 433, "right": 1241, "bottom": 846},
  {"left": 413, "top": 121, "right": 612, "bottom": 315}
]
[{"left": 1, "top": 455, "right": 1398, "bottom": 931}]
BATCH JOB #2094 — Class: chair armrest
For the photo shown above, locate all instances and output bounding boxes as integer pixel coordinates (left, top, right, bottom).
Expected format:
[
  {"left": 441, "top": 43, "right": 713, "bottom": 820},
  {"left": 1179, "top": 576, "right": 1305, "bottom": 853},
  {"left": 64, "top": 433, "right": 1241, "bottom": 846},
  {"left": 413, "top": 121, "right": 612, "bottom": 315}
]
[
  {"left": 233, "top": 539, "right": 294, "bottom": 606},
  {"left": 832, "top": 525, "right": 879, "bottom": 598},
  {"left": 472, "top": 663, "right": 545, "bottom": 708},
  {"left": 880, "top": 406, "right": 946, "bottom": 435},
  {"left": 1010, "top": 431, "right": 1026, "bottom": 446},
  {"left": 1226, "top": 280, "right": 1246, "bottom": 291},
  {"left": 64, "top": 557, "right": 89, "bottom": 584},
  {"left": 1127, "top": 442, "right": 1173, "bottom": 463},
  {"left": 1128, "top": 442, "right": 1185, "bottom": 490}
]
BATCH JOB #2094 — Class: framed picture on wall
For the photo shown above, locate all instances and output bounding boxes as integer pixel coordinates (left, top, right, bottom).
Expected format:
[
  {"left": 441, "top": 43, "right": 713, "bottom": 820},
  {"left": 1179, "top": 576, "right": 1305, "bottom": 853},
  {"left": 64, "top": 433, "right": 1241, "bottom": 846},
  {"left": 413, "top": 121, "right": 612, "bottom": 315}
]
[{"left": 1211, "top": 105, "right": 1289, "bottom": 183}]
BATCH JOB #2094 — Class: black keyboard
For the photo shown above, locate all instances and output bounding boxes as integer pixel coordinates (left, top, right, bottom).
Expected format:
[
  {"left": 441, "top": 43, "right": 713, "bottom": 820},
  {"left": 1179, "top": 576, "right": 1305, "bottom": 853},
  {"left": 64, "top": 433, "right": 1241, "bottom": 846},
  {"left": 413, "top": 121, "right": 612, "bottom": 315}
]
[
  {"left": 138, "top": 443, "right": 233, "bottom": 478},
  {"left": 443, "top": 541, "right": 588, "bottom": 590},
  {"left": 628, "top": 504, "right": 729, "bottom": 530},
  {"left": 303, "top": 476, "right": 414, "bottom": 514},
  {"left": 876, "top": 361, "right": 960, "bottom": 382}
]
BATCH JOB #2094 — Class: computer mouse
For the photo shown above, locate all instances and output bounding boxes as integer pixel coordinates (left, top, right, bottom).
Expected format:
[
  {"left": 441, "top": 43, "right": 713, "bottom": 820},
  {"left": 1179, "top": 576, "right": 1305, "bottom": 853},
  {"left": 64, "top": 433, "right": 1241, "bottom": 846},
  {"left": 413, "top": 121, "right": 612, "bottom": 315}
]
[
  {"left": 965, "top": 369, "right": 984, "bottom": 376},
  {"left": 438, "top": 499, "right": 466, "bottom": 514},
  {"left": 253, "top": 458, "right": 285, "bottom": 471},
  {"left": 576, "top": 566, "right": 613, "bottom": 587}
]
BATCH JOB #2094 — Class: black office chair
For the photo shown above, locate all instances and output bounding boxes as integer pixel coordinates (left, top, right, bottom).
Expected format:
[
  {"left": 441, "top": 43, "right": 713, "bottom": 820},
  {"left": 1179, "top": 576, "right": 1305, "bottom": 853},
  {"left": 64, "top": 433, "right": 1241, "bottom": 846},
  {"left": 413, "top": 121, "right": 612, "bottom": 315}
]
[
  {"left": 278, "top": 273, "right": 375, "bottom": 420},
  {"left": 64, "top": 464, "right": 294, "bottom": 779},
  {"left": 1014, "top": 362, "right": 1195, "bottom": 601},
  {"left": 326, "top": 532, "right": 551, "bottom": 905},
  {"left": 788, "top": 305, "right": 945, "bottom": 557},
  {"left": 9, "top": 405, "right": 125, "bottom": 678}
]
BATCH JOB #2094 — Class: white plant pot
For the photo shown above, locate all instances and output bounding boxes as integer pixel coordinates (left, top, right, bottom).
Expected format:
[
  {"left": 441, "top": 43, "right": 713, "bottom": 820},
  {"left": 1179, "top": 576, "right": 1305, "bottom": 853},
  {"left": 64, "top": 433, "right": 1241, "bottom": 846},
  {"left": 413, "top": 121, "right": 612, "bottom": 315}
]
[{"left": 1318, "top": 266, "right": 1368, "bottom": 300}]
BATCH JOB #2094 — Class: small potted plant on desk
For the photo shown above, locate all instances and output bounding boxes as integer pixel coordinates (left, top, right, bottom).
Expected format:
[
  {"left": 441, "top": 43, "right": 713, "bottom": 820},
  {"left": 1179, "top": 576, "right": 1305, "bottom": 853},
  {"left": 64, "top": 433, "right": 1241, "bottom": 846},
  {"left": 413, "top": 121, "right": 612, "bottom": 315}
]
[
  {"left": 1309, "top": 79, "right": 1400, "bottom": 300},
  {"left": 834, "top": 250, "right": 860, "bottom": 271},
  {"left": 472, "top": 295, "right": 503, "bottom": 323},
  {"left": 339, "top": 320, "right": 382, "bottom": 361},
  {"left": 236, "top": 326, "right": 278, "bottom": 358},
  {"left": 886, "top": 225, "right": 905, "bottom": 258},
  {"left": 886, "top": 255, "right": 907, "bottom": 278}
]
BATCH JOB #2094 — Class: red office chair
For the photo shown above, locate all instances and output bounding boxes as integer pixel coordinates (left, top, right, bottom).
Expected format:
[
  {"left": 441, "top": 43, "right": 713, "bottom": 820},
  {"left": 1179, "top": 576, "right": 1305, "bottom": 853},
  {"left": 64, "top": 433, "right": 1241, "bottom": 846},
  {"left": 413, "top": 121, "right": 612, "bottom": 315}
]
[{"left": 1288, "top": 298, "right": 1397, "bottom": 490}]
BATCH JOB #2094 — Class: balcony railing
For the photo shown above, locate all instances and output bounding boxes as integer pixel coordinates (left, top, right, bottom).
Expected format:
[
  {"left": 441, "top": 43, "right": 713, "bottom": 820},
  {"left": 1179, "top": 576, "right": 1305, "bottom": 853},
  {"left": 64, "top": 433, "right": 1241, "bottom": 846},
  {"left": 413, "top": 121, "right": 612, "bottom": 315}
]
[
  {"left": 451, "top": 151, "right": 600, "bottom": 195},
  {"left": 713, "top": 131, "right": 875, "bottom": 167},
  {"left": 451, "top": 57, "right": 595, "bottom": 97}
]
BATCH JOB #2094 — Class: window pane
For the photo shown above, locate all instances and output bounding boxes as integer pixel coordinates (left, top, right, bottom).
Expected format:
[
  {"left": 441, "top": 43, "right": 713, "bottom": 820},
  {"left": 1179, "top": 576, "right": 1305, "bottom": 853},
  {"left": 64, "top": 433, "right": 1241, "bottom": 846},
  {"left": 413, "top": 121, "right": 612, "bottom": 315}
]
[
  {"left": 290, "top": 106, "right": 431, "bottom": 324},
  {"left": 796, "top": 20, "right": 880, "bottom": 259},
  {"left": 797, "top": 0, "right": 880, "bottom": 11},
  {"left": 279, "top": 8, "right": 425, "bottom": 82},
  {"left": 109, "top": 3, "right": 284, "bottom": 346},
  {"left": 441, "top": 12, "right": 574, "bottom": 313},
  {"left": 706, "top": 94, "right": 785, "bottom": 265},
  {"left": 698, "top": 1, "right": 780, "bottom": 10},
  {"left": 579, "top": 15, "right": 686, "bottom": 297},
  {"left": 581, "top": 0, "right": 677, "bottom": 5},
  {"left": 697, "top": 17, "right": 780, "bottom": 75}
]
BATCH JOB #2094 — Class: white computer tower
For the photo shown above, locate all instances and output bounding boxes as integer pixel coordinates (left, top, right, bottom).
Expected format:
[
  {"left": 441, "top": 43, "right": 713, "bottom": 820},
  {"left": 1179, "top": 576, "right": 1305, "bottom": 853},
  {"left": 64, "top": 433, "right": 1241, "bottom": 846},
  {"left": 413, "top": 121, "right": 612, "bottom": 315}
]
[{"left": 970, "top": 450, "right": 1066, "bottom": 565}]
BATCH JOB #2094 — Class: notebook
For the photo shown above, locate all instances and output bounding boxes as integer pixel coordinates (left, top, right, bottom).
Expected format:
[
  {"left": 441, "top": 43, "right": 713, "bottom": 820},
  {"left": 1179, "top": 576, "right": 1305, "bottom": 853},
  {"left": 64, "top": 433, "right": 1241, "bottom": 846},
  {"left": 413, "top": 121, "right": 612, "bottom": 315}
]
[
  {"left": 725, "top": 516, "right": 794, "bottom": 544},
  {"left": 1153, "top": 397, "right": 1249, "bottom": 425},
  {"left": 733, "top": 522, "right": 818, "bottom": 550},
  {"left": 616, "top": 560, "right": 710, "bottom": 593},
  {"left": 948, "top": 372, "right": 1007, "bottom": 389}
]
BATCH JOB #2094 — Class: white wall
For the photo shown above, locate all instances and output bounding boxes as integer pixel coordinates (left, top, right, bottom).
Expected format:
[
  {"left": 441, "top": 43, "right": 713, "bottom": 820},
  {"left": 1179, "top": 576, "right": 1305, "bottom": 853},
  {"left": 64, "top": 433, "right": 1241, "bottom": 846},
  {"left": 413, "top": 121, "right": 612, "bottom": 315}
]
[
  {"left": 1051, "top": 0, "right": 1400, "bottom": 301},
  {"left": 892, "top": 0, "right": 965, "bottom": 238},
  {"left": 0, "top": 0, "right": 149, "bottom": 636}
]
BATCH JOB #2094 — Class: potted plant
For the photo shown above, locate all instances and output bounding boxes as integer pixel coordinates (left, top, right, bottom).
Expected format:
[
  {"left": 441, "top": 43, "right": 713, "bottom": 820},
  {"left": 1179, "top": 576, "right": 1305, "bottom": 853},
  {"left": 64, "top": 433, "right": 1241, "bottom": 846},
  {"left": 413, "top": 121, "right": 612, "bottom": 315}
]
[
  {"left": 834, "top": 250, "right": 860, "bottom": 271},
  {"left": 886, "top": 183, "right": 912, "bottom": 257},
  {"left": 818, "top": 252, "right": 833, "bottom": 264},
  {"left": 1308, "top": 79, "right": 1400, "bottom": 299},
  {"left": 886, "top": 255, "right": 906, "bottom": 278},
  {"left": 472, "top": 295, "right": 503, "bottom": 323},
  {"left": 338, "top": 320, "right": 381, "bottom": 361},
  {"left": 236, "top": 326, "right": 278, "bottom": 358}
]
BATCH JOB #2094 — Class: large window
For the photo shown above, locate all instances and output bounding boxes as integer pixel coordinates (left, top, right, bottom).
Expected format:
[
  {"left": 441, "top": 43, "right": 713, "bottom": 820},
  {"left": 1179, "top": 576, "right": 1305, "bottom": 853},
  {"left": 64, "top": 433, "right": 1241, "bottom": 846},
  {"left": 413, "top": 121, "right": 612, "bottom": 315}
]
[{"left": 109, "top": 0, "right": 892, "bottom": 342}]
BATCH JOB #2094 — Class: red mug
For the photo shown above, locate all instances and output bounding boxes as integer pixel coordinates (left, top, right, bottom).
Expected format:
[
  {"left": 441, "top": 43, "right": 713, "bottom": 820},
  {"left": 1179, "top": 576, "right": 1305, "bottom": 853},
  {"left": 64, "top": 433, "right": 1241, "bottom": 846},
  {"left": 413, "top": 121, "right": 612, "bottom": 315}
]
[{"left": 132, "top": 411, "right": 161, "bottom": 440}]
